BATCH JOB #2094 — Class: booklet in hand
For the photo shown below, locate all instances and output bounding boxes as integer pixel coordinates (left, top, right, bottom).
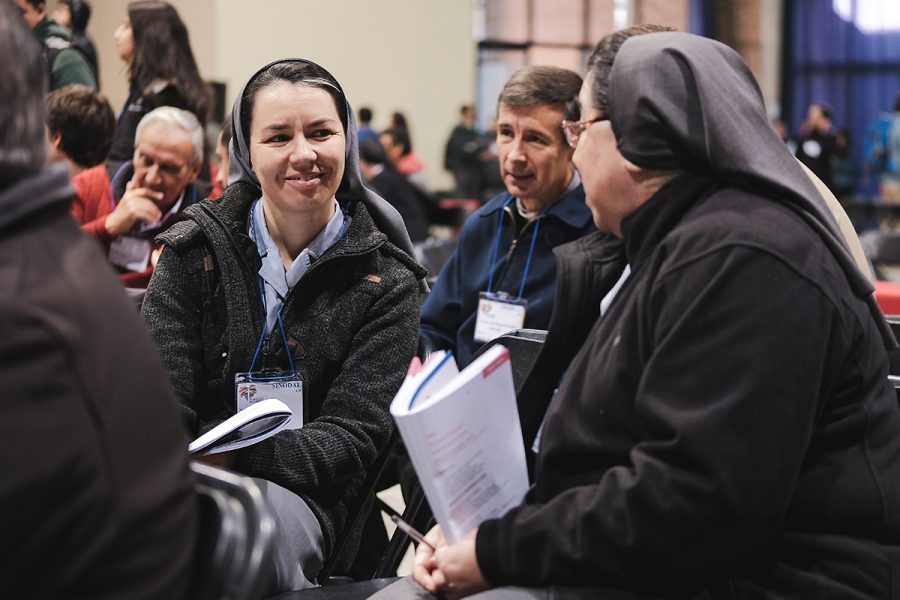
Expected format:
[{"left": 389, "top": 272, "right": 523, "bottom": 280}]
[
  {"left": 188, "top": 398, "right": 293, "bottom": 456},
  {"left": 390, "top": 344, "right": 529, "bottom": 544}
]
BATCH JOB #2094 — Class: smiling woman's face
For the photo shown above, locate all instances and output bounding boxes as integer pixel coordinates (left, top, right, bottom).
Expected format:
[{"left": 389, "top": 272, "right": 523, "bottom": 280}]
[{"left": 249, "top": 81, "right": 346, "bottom": 221}]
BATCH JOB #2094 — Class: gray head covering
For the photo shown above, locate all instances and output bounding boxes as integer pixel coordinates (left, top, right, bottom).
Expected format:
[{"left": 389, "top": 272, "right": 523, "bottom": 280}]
[
  {"left": 607, "top": 32, "right": 894, "bottom": 347},
  {"left": 226, "top": 58, "right": 420, "bottom": 266}
]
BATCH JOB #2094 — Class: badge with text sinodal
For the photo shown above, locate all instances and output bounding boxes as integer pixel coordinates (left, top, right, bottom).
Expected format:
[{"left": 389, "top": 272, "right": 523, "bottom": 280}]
[{"left": 235, "top": 371, "right": 304, "bottom": 429}]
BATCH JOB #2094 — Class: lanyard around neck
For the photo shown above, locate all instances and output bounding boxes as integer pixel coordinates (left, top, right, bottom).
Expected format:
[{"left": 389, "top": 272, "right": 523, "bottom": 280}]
[
  {"left": 485, "top": 195, "right": 543, "bottom": 302},
  {"left": 247, "top": 276, "right": 297, "bottom": 378}
]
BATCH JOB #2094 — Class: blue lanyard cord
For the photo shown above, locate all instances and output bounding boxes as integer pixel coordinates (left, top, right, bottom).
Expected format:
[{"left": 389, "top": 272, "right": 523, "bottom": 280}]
[
  {"left": 245, "top": 198, "right": 347, "bottom": 379},
  {"left": 516, "top": 217, "right": 541, "bottom": 301},
  {"left": 486, "top": 196, "right": 543, "bottom": 302},
  {"left": 485, "top": 197, "right": 515, "bottom": 294},
  {"left": 108, "top": 161, "right": 131, "bottom": 211},
  {"left": 247, "top": 277, "right": 298, "bottom": 378}
]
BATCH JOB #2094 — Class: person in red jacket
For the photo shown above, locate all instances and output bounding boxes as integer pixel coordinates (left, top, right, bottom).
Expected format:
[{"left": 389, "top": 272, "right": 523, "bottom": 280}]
[{"left": 71, "top": 105, "right": 202, "bottom": 288}]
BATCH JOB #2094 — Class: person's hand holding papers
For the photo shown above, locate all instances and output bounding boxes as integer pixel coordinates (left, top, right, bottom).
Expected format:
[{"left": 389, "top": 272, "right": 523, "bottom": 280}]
[{"left": 413, "top": 526, "right": 488, "bottom": 599}]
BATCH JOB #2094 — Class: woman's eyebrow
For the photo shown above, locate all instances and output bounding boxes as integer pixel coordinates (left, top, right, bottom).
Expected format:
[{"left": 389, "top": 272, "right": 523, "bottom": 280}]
[
  {"left": 259, "top": 123, "right": 291, "bottom": 132},
  {"left": 307, "top": 117, "right": 340, "bottom": 128},
  {"left": 259, "top": 118, "right": 340, "bottom": 131}
]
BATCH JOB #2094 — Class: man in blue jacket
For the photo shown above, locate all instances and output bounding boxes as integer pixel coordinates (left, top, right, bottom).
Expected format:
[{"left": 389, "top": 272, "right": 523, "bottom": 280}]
[{"left": 421, "top": 66, "right": 594, "bottom": 367}]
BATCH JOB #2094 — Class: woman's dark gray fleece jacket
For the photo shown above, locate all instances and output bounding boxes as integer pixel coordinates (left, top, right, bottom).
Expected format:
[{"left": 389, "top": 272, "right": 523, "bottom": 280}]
[{"left": 142, "top": 181, "right": 425, "bottom": 555}]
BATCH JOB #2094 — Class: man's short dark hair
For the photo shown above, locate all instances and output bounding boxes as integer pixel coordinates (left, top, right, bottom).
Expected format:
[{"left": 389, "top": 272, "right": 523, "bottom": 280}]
[
  {"left": 23, "top": 0, "right": 44, "bottom": 9},
  {"left": 359, "top": 136, "right": 386, "bottom": 165},
  {"left": 381, "top": 127, "right": 411, "bottom": 156},
  {"left": 0, "top": 0, "right": 47, "bottom": 186},
  {"left": 359, "top": 107, "right": 373, "bottom": 123},
  {"left": 586, "top": 24, "right": 676, "bottom": 114},
  {"left": 46, "top": 84, "right": 115, "bottom": 169},
  {"left": 60, "top": 0, "right": 91, "bottom": 33},
  {"left": 497, "top": 66, "right": 582, "bottom": 111}
]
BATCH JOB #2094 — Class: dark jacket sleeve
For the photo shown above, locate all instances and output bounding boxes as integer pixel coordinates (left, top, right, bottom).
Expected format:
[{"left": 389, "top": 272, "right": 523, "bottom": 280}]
[
  {"left": 420, "top": 235, "right": 468, "bottom": 355},
  {"left": 476, "top": 247, "right": 849, "bottom": 587},
  {"left": 142, "top": 244, "right": 217, "bottom": 434},
  {"left": 0, "top": 310, "right": 109, "bottom": 590},
  {"left": 420, "top": 213, "right": 482, "bottom": 353}
]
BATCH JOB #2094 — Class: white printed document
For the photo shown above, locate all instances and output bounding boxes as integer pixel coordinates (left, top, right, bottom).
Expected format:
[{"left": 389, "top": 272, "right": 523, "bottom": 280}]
[
  {"left": 188, "top": 398, "right": 293, "bottom": 455},
  {"left": 390, "top": 345, "right": 529, "bottom": 544}
]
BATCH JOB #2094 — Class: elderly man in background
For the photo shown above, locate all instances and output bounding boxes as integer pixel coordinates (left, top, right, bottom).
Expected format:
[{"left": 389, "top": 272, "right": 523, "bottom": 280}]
[
  {"left": 420, "top": 65, "right": 594, "bottom": 368},
  {"left": 72, "top": 105, "right": 203, "bottom": 289}
]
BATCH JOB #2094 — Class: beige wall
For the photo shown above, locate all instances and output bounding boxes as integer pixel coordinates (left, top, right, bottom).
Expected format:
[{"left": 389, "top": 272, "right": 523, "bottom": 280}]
[
  {"left": 66, "top": 0, "right": 476, "bottom": 191},
  {"left": 52, "top": 0, "right": 781, "bottom": 187}
]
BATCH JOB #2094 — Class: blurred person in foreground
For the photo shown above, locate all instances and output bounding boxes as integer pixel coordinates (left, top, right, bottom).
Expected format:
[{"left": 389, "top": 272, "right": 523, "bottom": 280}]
[
  {"left": 0, "top": 3, "right": 195, "bottom": 597},
  {"left": 375, "top": 26, "right": 900, "bottom": 600}
]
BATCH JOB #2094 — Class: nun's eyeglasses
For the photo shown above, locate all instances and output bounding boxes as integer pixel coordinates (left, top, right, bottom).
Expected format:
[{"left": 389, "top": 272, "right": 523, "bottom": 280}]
[{"left": 562, "top": 117, "right": 608, "bottom": 148}]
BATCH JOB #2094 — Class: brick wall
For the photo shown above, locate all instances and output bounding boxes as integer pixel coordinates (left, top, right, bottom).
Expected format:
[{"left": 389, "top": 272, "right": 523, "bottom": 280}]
[
  {"left": 634, "top": 0, "right": 689, "bottom": 32},
  {"left": 715, "top": 0, "right": 764, "bottom": 83}
]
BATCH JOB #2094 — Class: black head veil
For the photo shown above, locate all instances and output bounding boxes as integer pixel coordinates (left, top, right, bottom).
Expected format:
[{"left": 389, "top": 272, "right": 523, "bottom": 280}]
[{"left": 607, "top": 32, "right": 893, "bottom": 347}]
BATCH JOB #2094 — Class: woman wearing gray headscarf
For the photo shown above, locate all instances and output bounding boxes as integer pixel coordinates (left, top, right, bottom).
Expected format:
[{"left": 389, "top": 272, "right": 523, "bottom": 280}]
[
  {"left": 141, "top": 59, "right": 426, "bottom": 593},
  {"left": 377, "top": 28, "right": 900, "bottom": 600}
]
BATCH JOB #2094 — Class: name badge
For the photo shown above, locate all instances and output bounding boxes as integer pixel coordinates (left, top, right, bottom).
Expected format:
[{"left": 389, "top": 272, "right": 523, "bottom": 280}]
[
  {"left": 108, "top": 235, "right": 152, "bottom": 272},
  {"left": 235, "top": 371, "right": 304, "bottom": 429},
  {"left": 473, "top": 291, "right": 527, "bottom": 343}
]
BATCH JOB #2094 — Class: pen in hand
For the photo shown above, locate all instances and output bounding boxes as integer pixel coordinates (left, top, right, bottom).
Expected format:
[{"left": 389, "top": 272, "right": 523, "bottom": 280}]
[{"left": 390, "top": 515, "right": 436, "bottom": 551}]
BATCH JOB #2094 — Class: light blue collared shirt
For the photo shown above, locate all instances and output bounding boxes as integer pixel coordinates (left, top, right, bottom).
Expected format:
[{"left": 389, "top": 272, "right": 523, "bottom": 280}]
[{"left": 250, "top": 198, "right": 346, "bottom": 333}]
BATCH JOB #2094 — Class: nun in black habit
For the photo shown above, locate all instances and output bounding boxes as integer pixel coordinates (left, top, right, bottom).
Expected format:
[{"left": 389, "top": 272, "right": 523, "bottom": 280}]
[{"left": 375, "top": 28, "right": 900, "bottom": 600}]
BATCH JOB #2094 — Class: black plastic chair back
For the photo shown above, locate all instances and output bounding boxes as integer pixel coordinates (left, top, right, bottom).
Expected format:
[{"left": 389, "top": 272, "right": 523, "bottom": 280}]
[
  {"left": 316, "top": 431, "right": 401, "bottom": 582},
  {"left": 190, "top": 461, "right": 275, "bottom": 600},
  {"left": 471, "top": 328, "right": 548, "bottom": 396}
]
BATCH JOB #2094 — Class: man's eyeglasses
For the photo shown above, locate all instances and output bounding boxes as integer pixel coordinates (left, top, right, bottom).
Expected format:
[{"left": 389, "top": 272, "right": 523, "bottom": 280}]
[{"left": 561, "top": 116, "right": 608, "bottom": 149}]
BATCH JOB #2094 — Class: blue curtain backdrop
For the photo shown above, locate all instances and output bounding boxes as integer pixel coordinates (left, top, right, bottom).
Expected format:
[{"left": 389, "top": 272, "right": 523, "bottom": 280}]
[
  {"left": 784, "top": 0, "right": 900, "bottom": 196},
  {"left": 689, "top": 0, "right": 711, "bottom": 37}
]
